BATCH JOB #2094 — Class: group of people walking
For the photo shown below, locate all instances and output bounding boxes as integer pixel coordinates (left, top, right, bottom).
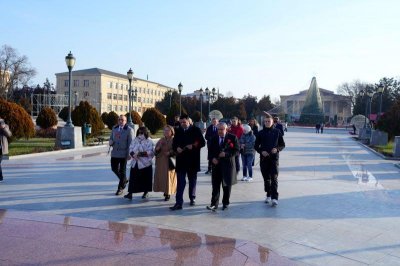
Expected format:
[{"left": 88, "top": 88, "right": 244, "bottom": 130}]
[{"left": 109, "top": 112, "right": 285, "bottom": 211}]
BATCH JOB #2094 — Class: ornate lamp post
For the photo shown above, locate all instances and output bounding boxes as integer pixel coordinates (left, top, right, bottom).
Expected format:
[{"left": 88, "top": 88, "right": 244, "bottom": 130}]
[
  {"left": 127, "top": 68, "right": 134, "bottom": 127},
  {"left": 205, "top": 87, "right": 210, "bottom": 123},
  {"left": 199, "top": 88, "right": 204, "bottom": 123},
  {"left": 178, "top": 82, "right": 183, "bottom": 115},
  {"left": 377, "top": 84, "right": 384, "bottom": 121},
  {"left": 65, "top": 51, "right": 75, "bottom": 127},
  {"left": 168, "top": 89, "right": 172, "bottom": 108},
  {"left": 366, "top": 91, "right": 374, "bottom": 128}
]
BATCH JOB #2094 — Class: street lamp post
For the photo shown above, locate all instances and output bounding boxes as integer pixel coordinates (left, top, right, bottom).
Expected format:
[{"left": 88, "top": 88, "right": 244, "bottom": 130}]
[
  {"left": 205, "top": 87, "right": 210, "bottom": 123},
  {"left": 366, "top": 91, "right": 374, "bottom": 128},
  {"left": 377, "top": 84, "right": 384, "bottom": 121},
  {"left": 178, "top": 82, "right": 183, "bottom": 115},
  {"left": 65, "top": 51, "right": 75, "bottom": 127},
  {"left": 127, "top": 68, "right": 134, "bottom": 127},
  {"left": 168, "top": 89, "right": 172, "bottom": 108},
  {"left": 199, "top": 88, "right": 203, "bottom": 123}
]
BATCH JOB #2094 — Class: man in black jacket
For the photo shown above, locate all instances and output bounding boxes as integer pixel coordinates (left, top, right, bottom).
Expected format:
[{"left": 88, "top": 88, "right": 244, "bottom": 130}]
[
  {"left": 206, "top": 122, "right": 239, "bottom": 211},
  {"left": 255, "top": 113, "right": 285, "bottom": 207},
  {"left": 170, "top": 114, "right": 206, "bottom": 210},
  {"left": 204, "top": 118, "right": 219, "bottom": 174}
]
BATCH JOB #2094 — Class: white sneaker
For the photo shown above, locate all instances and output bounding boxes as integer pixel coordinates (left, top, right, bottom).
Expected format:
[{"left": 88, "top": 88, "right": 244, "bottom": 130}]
[
  {"left": 241, "top": 176, "right": 247, "bottom": 181},
  {"left": 265, "top": 197, "right": 271, "bottom": 204},
  {"left": 272, "top": 199, "right": 278, "bottom": 206},
  {"left": 246, "top": 177, "right": 253, "bottom": 182}
]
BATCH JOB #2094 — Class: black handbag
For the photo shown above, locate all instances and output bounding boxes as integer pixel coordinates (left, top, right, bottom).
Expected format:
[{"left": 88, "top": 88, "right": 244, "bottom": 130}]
[{"left": 168, "top": 157, "right": 176, "bottom": 170}]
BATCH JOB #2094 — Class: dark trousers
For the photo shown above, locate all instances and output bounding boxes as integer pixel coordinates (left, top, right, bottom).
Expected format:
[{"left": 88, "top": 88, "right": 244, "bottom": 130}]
[
  {"left": 260, "top": 159, "right": 279, "bottom": 200},
  {"left": 0, "top": 151, "right": 3, "bottom": 180},
  {"left": 207, "top": 160, "right": 212, "bottom": 172},
  {"left": 111, "top": 157, "right": 127, "bottom": 190},
  {"left": 176, "top": 169, "right": 197, "bottom": 206},
  {"left": 234, "top": 154, "right": 240, "bottom": 173},
  {"left": 211, "top": 165, "right": 231, "bottom": 207}
]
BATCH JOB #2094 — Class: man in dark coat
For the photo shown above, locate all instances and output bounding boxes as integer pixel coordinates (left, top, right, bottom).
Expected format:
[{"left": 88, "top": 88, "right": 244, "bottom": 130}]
[
  {"left": 204, "top": 118, "right": 219, "bottom": 174},
  {"left": 170, "top": 114, "right": 206, "bottom": 210},
  {"left": 255, "top": 113, "right": 285, "bottom": 207},
  {"left": 273, "top": 116, "right": 284, "bottom": 137},
  {"left": 206, "top": 122, "right": 239, "bottom": 211}
]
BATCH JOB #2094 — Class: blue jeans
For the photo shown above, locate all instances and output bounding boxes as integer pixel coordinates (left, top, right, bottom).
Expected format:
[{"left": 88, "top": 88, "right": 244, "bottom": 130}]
[
  {"left": 241, "top": 153, "right": 254, "bottom": 178},
  {"left": 175, "top": 169, "right": 197, "bottom": 206}
]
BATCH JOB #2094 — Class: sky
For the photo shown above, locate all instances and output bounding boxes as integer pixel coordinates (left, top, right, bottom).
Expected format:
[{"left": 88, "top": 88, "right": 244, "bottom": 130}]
[{"left": 1, "top": 0, "right": 399, "bottom": 102}]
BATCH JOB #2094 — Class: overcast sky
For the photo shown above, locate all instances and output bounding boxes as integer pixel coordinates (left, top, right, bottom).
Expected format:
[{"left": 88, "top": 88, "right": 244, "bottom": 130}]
[{"left": 1, "top": 0, "right": 399, "bottom": 101}]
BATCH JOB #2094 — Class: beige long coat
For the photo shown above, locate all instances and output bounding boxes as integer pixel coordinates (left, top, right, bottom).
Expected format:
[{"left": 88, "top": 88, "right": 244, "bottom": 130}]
[{"left": 153, "top": 137, "right": 177, "bottom": 195}]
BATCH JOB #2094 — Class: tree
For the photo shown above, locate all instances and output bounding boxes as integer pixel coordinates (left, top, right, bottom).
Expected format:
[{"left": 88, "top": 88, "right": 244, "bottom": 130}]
[
  {"left": 257, "top": 95, "right": 274, "bottom": 115},
  {"left": 128, "top": 110, "right": 143, "bottom": 126},
  {"left": 105, "top": 111, "right": 118, "bottom": 129},
  {"left": 166, "top": 102, "right": 182, "bottom": 126},
  {"left": 0, "top": 98, "right": 35, "bottom": 139},
  {"left": 101, "top": 112, "right": 108, "bottom": 124},
  {"left": 377, "top": 98, "right": 400, "bottom": 139},
  {"left": 36, "top": 107, "right": 58, "bottom": 129},
  {"left": 141, "top": 108, "right": 166, "bottom": 134},
  {"left": 58, "top": 106, "right": 69, "bottom": 122},
  {"left": 71, "top": 101, "right": 104, "bottom": 136},
  {"left": 241, "top": 94, "right": 258, "bottom": 119},
  {"left": 0, "top": 45, "right": 36, "bottom": 99}
]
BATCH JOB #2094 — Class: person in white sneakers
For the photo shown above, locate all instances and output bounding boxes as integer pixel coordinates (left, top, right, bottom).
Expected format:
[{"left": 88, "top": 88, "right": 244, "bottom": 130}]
[
  {"left": 255, "top": 113, "right": 285, "bottom": 206},
  {"left": 239, "top": 124, "right": 256, "bottom": 182}
]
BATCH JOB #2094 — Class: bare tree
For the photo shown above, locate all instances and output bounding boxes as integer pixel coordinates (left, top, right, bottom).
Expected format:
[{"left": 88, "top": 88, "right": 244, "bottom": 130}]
[
  {"left": 337, "top": 80, "right": 370, "bottom": 109},
  {"left": 0, "top": 45, "right": 36, "bottom": 99}
]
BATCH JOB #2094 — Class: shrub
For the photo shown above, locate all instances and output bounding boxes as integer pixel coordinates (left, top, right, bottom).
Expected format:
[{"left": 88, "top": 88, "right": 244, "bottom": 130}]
[
  {"left": 35, "top": 127, "right": 57, "bottom": 138},
  {"left": 101, "top": 112, "right": 108, "bottom": 124},
  {"left": 36, "top": 107, "right": 58, "bottom": 129},
  {"left": 0, "top": 98, "right": 35, "bottom": 139},
  {"left": 129, "top": 110, "right": 143, "bottom": 126},
  {"left": 377, "top": 98, "right": 400, "bottom": 139},
  {"left": 141, "top": 108, "right": 166, "bottom": 134},
  {"left": 71, "top": 101, "right": 104, "bottom": 136},
  {"left": 106, "top": 111, "right": 119, "bottom": 129},
  {"left": 58, "top": 106, "right": 69, "bottom": 121},
  {"left": 166, "top": 102, "right": 183, "bottom": 126}
]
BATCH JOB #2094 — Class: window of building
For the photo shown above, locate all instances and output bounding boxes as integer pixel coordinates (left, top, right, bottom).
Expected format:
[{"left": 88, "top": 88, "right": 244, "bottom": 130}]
[
  {"left": 124, "top": 95, "right": 128, "bottom": 101},
  {"left": 124, "top": 106, "right": 128, "bottom": 112},
  {"left": 114, "top": 105, "right": 117, "bottom": 111},
  {"left": 138, "top": 97, "right": 141, "bottom": 102},
  {"left": 73, "top": 80, "right": 79, "bottom": 87},
  {"left": 116, "top": 83, "right": 119, "bottom": 90},
  {"left": 84, "top": 91, "right": 89, "bottom": 97},
  {"left": 107, "top": 104, "right": 112, "bottom": 111},
  {"left": 324, "top": 101, "right": 331, "bottom": 113},
  {"left": 138, "top": 107, "right": 142, "bottom": 112},
  {"left": 107, "top": 93, "right": 112, "bottom": 99},
  {"left": 113, "top": 94, "right": 117, "bottom": 100},
  {"left": 109, "top": 82, "right": 113, "bottom": 89},
  {"left": 83, "top": 80, "right": 89, "bottom": 87},
  {"left": 119, "top": 105, "right": 123, "bottom": 111},
  {"left": 139, "top": 87, "right": 142, "bottom": 93},
  {"left": 64, "top": 80, "right": 69, "bottom": 87},
  {"left": 118, "top": 94, "right": 123, "bottom": 100}
]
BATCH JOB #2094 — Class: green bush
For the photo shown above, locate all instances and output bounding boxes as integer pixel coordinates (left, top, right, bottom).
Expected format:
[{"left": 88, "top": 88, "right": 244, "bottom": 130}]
[
  {"left": 106, "top": 111, "right": 119, "bottom": 129},
  {"left": 36, "top": 107, "right": 58, "bottom": 129},
  {"left": 128, "top": 110, "right": 143, "bottom": 126},
  {"left": 377, "top": 99, "right": 400, "bottom": 139},
  {"left": 0, "top": 98, "right": 35, "bottom": 139},
  {"left": 71, "top": 101, "right": 104, "bottom": 136},
  {"left": 58, "top": 106, "right": 69, "bottom": 121},
  {"left": 141, "top": 108, "right": 166, "bottom": 134},
  {"left": 101, "top": 112, "right": 108, "bottom": 124}
]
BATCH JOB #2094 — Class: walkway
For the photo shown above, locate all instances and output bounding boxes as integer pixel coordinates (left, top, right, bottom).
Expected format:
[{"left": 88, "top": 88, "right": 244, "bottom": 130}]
[{"left": 1, "top": 127, "right": 399, "bottom": 265}]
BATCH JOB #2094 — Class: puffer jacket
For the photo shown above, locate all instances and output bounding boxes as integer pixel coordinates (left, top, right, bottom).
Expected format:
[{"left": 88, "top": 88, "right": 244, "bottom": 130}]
[{"left": 239, "top": 131, "right": 256, "bottom": 154}]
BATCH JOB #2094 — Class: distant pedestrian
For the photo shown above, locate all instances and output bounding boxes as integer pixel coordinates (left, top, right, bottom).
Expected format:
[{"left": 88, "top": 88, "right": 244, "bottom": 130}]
[
  {"left": 0, "top": 118, "right": 12, "bottom": 182},
  {"left": 352, "top": 124, "right": 357, "bottom": 135},
  {"left": 284, "top": 121, "right": 288, "bottom": 132},
  {"left": 248, "top": 118, "right": 259, "bottom": 167},
  {"left": 124, "top": 126, "right": 154, "bottom": 200},
  {"left": 206, "top": 122, "right": 239, "bottom": 211},
  {"left": 255, "top": 113, "right": 285, "bottom": 207},
  {"left": 204, "top": 118, "right": 219, "bottom": 174},
  {"left": 170, "top": 114, "right": 206, "bottom": 210},
  {"left": 320, "top": 123, "right": 324, "bottom": 134},
  {"left": 228, "top": 117, "right": 243, "bottom": 174},
  {"left": 315, "top": 123, "right": 321, "bottom": 133},
  {"left": 239, "top": 125, "right": 256, "bottom": 181},
  {"left": 109, "top": 115, "right": 134, "bottom": 195},
  {"left": 153, "top": 125, "right": 177, "bottom": 201},
  {"left": 273, "top": 117, "right": 284, "bottom": 137}
]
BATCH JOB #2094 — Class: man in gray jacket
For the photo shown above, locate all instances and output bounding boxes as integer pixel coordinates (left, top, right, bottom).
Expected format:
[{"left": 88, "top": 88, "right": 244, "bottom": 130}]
[
  {"left": 0, "top": 118, "right": 12, "bottom": 182},
  {"left": 109, "top": 115, "right": 134, "bottom": 195}
]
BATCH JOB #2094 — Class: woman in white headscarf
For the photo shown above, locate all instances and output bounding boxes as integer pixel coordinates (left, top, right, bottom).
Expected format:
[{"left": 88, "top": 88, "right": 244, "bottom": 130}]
[{"left": 239, "top": 124, "right": 256, "bottom": 182}]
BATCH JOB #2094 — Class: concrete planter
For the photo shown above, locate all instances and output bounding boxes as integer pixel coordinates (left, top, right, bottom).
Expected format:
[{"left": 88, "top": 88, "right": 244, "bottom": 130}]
[
  {"left": 394, "top": 136, "right": 400, "bottom": 157},
  {"left": 370, "top": 130, "right": 388, "bottom": 146}
]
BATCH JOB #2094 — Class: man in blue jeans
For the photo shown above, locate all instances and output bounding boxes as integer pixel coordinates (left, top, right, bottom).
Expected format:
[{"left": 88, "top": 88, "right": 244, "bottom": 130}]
[{"left": 170, "top": 114, "right": 205, "bottom": 210}]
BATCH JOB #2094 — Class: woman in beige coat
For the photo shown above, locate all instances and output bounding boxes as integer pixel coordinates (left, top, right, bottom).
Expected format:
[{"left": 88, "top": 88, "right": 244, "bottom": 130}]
[
  {"left": 0, "top": 118, "right": 12, "bottom": 182},
  {"left": 153, "top": 125, "right": 177, "bottom": 201}
]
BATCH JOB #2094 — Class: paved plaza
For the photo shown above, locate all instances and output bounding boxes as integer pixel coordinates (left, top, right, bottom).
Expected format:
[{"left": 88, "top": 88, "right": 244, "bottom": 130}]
[{"left": 1, "top": 127, "right": 400, "bottom": 265}]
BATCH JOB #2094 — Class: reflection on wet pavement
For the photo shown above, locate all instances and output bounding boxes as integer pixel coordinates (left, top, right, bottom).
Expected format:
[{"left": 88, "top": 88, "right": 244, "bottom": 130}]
[{"left": 0, "top": 209, "right": 295, "bottom": 265}]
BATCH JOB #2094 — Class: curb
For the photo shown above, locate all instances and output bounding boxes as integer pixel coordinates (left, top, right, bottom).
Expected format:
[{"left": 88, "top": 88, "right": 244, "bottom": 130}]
[{"left": 354, "top": 138, "right": 400, "bottom": 161}]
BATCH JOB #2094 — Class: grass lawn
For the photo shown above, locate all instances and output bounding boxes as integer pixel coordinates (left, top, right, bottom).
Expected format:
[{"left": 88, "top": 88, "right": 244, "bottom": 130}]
[
  {"left": 8, "top": 138, "right": 56, "bottom": 156},
  {"left": 373, "top": 141, "right": 394, "bottom": 157}
]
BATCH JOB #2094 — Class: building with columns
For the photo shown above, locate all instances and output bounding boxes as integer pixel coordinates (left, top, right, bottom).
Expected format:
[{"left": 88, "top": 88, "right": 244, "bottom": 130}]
[
  {"left": 280, "top": 86, "right": 352, "bottom": 125},
  {"left": 55, "top": 68, "right": 174, "bottom": 115}
]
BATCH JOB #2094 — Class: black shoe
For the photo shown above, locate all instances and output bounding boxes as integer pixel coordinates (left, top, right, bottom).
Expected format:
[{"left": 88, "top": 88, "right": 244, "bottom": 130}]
[
  {"left": 164, "top": 195, "right": 170, "bottom": 201},
  {"left": 124, "top": 193, "right": 132, "bottom": 200},
  {"left": 115, "top": 189, "right": 123, "bottom": 196},
  {"left": 222, "top": 205, "right": 228, "bottom": 210},
  {"left": 206, "top": 205, "right": 217, "bottom": 211},
  {"left": 170, "top": 204, "right": 182, "bottom": 211},
  {"left": 190, "top": 200, "right": 196, "bottom": 206},
  {"left": 142, "top": 192, "right": 149, "bottom": 199}
]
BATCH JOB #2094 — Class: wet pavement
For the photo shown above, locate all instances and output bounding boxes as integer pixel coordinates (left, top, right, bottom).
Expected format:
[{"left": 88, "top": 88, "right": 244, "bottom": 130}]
[{"left": 1, "top": 127, "right": 400, "bottom": 265}]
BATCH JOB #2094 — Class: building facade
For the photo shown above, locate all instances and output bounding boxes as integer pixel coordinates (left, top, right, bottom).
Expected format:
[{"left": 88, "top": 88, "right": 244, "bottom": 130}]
[
  {"left": 55, "top": 68, "right": 173, "bottom": 115},
  {"left": 280, "top": 88, "right": 352, "bottom": 124}
]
